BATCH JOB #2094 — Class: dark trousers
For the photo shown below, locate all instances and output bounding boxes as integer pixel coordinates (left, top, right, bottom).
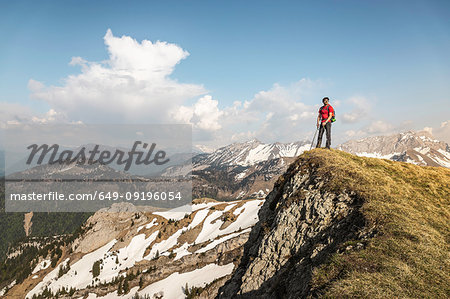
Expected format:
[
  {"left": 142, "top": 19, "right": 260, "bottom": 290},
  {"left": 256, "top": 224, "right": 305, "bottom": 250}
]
[{"left": 316, "top": 122, "right": 331, "bottom": 148}]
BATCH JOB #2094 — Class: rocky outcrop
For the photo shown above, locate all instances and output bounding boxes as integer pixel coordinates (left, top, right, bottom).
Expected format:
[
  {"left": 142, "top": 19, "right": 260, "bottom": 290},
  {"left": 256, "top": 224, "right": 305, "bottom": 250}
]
[
  {"left": 218, "top": 153, "right": 371, "bottom": 298},
  {"left": 23, "top": 212, "right": 33, "bottom": 237}
]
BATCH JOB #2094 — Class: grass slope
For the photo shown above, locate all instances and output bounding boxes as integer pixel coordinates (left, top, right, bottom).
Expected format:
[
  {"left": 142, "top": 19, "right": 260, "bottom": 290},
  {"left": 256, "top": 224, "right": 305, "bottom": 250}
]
[{"left": 298, "top": 149, "right": 450, "bottom": 298}]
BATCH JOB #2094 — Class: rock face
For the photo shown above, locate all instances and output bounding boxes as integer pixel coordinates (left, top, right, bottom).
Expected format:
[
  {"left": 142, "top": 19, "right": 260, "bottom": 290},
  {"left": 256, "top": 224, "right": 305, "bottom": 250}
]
[
  {"left": 218, "top": 154, "right": 369, "bottom": 298},
  {"left": 338, "top": 131, "right": 450, "bottom": 167},
  {"left": 23, "top": 212, "right": 33, "bottom": 237}
]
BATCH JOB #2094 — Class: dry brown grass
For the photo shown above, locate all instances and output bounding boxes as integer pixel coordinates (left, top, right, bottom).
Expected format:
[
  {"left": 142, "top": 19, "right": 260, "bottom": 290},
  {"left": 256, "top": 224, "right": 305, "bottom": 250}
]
[
  {"left": 300, "top": 149, "right": 450, "bottom": 298},
  {"left": 192, "top": 198, "right": 219, "bottom": 204}
]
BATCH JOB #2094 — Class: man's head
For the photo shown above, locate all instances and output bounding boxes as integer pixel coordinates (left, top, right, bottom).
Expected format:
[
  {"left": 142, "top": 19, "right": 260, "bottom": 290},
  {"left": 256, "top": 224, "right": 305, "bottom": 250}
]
[{"left": 322, "top": 97, "right": 329, "bottom": 105}]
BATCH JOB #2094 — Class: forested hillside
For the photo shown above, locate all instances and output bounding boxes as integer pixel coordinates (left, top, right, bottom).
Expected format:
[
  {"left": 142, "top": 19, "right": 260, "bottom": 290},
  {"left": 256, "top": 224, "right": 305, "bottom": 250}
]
[{"left": 0, "top": 180, "right": 91, "bottom": 262}]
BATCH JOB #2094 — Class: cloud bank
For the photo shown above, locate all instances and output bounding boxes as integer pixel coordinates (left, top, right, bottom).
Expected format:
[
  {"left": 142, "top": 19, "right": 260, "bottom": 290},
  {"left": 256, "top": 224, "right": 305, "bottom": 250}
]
[
  {"left": 23, "top": 30, "right": 322, "bottom": 144},
  {"left": 29, "top": 29, "right": 207, "bottom": 124},
  {"left": 424, "top": 121, "right": 450, "bottom": 143},
  {"left": 2, "top": 30, "right": 446, "bottom": 147}
]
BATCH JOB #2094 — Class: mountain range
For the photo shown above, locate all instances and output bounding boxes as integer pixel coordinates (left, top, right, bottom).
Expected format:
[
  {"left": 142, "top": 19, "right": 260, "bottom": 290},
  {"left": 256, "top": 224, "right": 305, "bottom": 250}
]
[
  {"left": 338, "top": 130, "right": 450, "bottom": 167},
  {"left": 167, "top": 131, "right": 450, "bottom": 201},
  {"left": 3, "top": 149, "right": 448, "bottom": 298},
  {"left": 163, "top": 139, "right": 310, "bottom": 200},
  {"left": 1, "top": 129, "right": 449, "bottom": 298}
]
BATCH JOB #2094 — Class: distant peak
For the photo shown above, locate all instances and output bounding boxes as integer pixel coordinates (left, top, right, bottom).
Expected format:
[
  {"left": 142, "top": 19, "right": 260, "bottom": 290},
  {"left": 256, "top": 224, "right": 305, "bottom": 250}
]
[
  {"left": 246, "top": 138, "right": 261, "bottom": 144},
  {"left": 414, "top": 130, "right": 434, "bottom": 139},
  {"left": 397, "top": 130, "right": 437, "bottom": 142}
]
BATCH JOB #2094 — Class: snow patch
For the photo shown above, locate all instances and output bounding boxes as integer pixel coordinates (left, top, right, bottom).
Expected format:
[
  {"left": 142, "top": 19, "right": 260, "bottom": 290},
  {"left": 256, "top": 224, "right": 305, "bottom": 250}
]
[
  {"left": 192, "top": 201, "right": 222, "bottom": 212},
  {"left": 153, "top": 205, "right": 192, "bottom": 220},
  {"left": 137, "top": 218, "right": 158, "bottom": 232},
  {"left": 139, "top": 263, "right": 235, "bottom": 299},
  {"left": 196, "top": 228, "right": 251, "bottom": 253},
  {"left": 26, "top": 239, "right": 118, "bottom": 298},
  {"left": 144, "top": 228, "right": 184, "bottom": 260},
  {"left": 0, "top": 280, "right": 16, "bottom": 296},
  {"left": 196, "top": 200, "right": 263, "bottom": 244},
  {"left": 355, "top": 152, "right": 399, "bottom": 160},
  {"left": 26, "top": 257, "right": 72, "bottom": 299},
  {"left": 173, "top": 242, "right": 192, "bottom": 261},
  {"left": 96, "top": 231, "right": 159, "bottom": 283},
  {"left": 236, "top": 191, "right": 246, "bottom": 199},
  {"left": 188, "top": 209, "right": 210, "bottom": 229},
  {"left": 32, "top": 259, "right": 51, "bottom": 274},
  {"left": 235, "top": 170, "right": 247, "bottom": 180},
  {"left": 194, "top": 210, "right": 224, "bottom": 244},
  {"left": 223, "top": 203, "right": 237, "bottom": 212},
  {"left": 91, "top": 263, "right": 235, "bottom": 298}
]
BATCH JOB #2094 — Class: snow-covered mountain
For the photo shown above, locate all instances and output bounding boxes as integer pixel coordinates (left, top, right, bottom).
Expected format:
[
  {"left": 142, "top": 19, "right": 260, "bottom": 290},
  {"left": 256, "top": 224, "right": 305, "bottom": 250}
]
[
  {"left": 4, "top": 199, "right": 264, "bottom": 298},
  {"left": 196, "top": 139, "right": 309, "bottom": 167},
  {"left": 165, "top": 139, "right": 311, "bottom": 200},
  {"left": 338, "top": 131, "right": 450, "bottom": 168}
]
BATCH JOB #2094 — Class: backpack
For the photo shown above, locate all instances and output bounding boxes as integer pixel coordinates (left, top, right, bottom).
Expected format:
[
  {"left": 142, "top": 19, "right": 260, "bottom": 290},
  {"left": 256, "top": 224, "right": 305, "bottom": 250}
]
[{"left": 321, "top": 105, "right": 336, "bottom": 122}]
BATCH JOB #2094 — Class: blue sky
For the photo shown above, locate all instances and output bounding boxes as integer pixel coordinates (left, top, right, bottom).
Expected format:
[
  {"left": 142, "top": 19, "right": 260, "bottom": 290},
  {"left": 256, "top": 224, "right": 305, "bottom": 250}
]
[{"left": 1, "top": 0, "right": 450, "bottom": 146}]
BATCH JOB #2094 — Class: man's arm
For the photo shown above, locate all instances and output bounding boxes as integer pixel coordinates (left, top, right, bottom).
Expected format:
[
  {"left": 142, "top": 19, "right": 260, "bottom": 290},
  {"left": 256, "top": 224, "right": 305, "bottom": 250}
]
[
  {"left": 323, "top": 107, "right": 334, "bottom": 125},
  {"left": 317, "top": 114, "right": 321, "bottom": 128}
]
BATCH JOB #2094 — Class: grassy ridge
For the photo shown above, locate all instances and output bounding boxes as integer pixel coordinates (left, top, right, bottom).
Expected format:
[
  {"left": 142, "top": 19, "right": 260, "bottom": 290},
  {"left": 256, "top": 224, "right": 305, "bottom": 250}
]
[{"left": 300, "top": 149, "right": 450, "bottom": 298}]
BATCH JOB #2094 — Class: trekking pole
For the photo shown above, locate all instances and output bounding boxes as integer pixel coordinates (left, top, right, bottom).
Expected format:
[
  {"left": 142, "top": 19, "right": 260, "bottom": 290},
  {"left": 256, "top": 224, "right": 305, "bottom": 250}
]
[{"left": 310, "top": 126, "right": 319, "bottom": 150}]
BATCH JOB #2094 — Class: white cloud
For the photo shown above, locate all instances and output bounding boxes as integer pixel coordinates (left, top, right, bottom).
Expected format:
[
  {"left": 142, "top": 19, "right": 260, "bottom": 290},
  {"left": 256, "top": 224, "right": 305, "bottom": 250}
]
[
  {"left": 342, "top": 119, "right": 450, "bottom": 146},
  {"left": 230, "top": 131, "right": 258, "bottom": 142},
  {"left": 425, "top": 120, "right": 450, "bottom": 143},
  {"left": 22, "top": 30, "right": 417, "bottom": 147},
  {"left": 367, "top": 120, "right": 394, "bottom": 134},
  {"left": 344, "top": 129, "right": 366, "bottom": 138},
  {"left": 333, "top": 99, "right": 342, "bottom": 107},
  {"left": 31, "top": 109, "right": 69, "bottom": 124},
  {"left": 342, "top": 119, "right": 410, "bottom": 142},
  {"left": 341, "top": 120, "right": 395, "bottom": 142},
  {"left": 215, "top": 79, "right": 320, "bottom": 143},
  {"left": 171, "top": 95, "right": 223, "bottom": 131},
  {"left": 27, "top": 79, "right": 45, "bottom": 93},
  {"left": 22, "top": 30, "right": 328, "bottom": 145},
  {"left": 341, "top": 96, "right": 371, "bottom": 124},
  {"left": 341, "top": 113, "right": 359, "bottom": 123},
  {"left": 169, "top": 79, "right": 322, "bottom": 144},
  {"left": 0, "top": 102, "right": 70, "bottom": 128},
  {"left": 0, "top": 102, "right": 34, "bottom": 126},
  {"left": 423, "top": 126, "right": 433, "bottom": 134},
  {"left": 29, "top": 29, "right": 206, "bottom": 124}
]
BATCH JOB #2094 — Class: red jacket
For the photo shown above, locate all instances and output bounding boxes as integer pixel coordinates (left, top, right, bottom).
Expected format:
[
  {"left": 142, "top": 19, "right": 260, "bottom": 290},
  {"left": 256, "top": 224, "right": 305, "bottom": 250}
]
[{"left": 319, "top": 104, "right": 334, "bottom": 123}]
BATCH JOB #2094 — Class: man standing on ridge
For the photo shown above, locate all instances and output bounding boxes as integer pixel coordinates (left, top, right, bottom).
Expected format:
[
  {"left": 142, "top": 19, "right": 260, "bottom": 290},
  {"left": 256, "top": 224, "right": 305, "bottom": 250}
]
[{"left": 316, "top": 97, "right": 334, "bottom": 149}]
